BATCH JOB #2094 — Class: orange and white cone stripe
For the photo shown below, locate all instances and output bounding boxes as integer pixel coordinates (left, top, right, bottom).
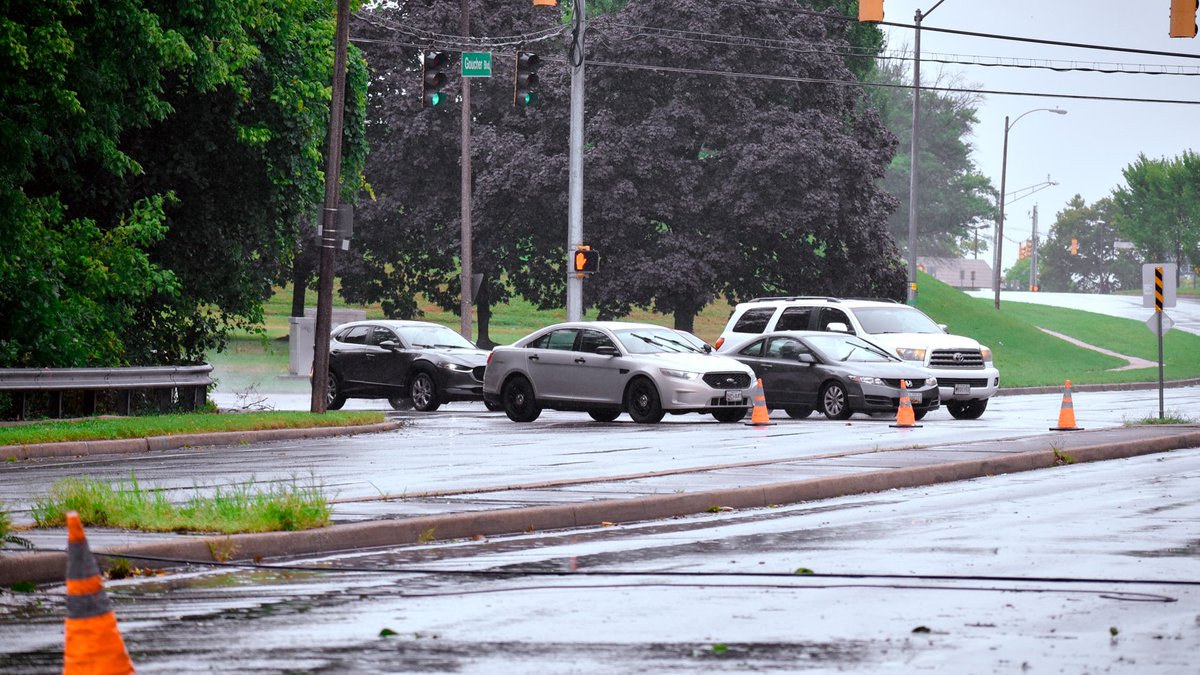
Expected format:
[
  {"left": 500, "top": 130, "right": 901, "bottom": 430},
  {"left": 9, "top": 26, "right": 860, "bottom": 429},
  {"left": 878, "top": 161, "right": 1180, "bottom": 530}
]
[
  {"left": 64, "top": 511, "right": 135, "bottom": 674},
  {"left": 890, "top": 379, "right": 921, "bottom": 428},
  {"left": 1050, "top": 380, "right": 1083, "bottom": 431},
  {"left": 744, "top": 378, "right": 773, "bottom": 426}
]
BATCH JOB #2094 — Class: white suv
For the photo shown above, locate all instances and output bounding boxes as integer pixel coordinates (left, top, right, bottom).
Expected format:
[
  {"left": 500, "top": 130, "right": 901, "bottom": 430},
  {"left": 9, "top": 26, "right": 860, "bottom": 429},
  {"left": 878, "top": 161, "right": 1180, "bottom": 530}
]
[{"left": 715, "top": 296, "right": 999, "bottom": 419}]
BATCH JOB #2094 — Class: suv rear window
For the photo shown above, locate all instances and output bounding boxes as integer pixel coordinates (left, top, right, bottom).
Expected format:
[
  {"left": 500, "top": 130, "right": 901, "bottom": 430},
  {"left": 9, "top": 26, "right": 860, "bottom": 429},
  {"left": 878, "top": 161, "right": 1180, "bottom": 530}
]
[
  {"left": 731, "top": 307, "right": 775, "bottom": 334},
  {"left": 775, "top": 307, "right": 812, "bottom": 331}
]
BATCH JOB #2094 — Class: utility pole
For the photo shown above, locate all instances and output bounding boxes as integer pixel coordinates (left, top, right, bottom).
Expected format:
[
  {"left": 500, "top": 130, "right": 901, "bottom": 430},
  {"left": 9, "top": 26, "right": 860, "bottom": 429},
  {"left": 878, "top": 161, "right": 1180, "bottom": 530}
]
[
  {"left": 1028, "top": 204, "right": 1039, "bottom": 291},
  {"left": 565, "top": 0, "right": 586, "bottom": 321},
  {"left": 459, "top": 0, "right": 473, "bottom": 340},
  {"left": 310, "top": 0, "right": 351, "bottom": 413}
]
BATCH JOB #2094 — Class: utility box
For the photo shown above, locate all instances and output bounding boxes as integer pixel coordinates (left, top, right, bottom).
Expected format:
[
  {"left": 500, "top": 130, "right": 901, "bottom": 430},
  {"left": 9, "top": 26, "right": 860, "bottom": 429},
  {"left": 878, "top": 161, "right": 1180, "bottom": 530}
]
[{"left": 287, "top": 308, "right": 367, "bottom": 375}]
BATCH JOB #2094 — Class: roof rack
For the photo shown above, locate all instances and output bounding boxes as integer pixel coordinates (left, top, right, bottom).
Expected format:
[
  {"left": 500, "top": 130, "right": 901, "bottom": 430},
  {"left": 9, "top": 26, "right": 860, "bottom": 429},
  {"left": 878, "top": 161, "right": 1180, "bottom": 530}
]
[
  {"left": 842, "top": 297, "right": 901, "bottom": 304},
  {"left": 747, "top": 296, "right": 841, "bottom": 303}
]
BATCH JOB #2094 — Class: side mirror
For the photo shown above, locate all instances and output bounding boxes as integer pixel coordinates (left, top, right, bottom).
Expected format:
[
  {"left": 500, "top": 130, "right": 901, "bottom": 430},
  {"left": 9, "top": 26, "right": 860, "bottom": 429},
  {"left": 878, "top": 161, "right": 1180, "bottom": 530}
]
[
  {"left": 595, "top": 345, "right": 620, "bottom": 357},
  {"left": 377, "top": 340, "right": 399, "bottom": 351},
  {"left": 937, "top": 323, "right": 948, "bottom": 333},
  {"left": 826, "top": 322, "right": 850, "bottom": 333},
  {"left": 797, "top": 353, "right": 816, "bottom": 364}
]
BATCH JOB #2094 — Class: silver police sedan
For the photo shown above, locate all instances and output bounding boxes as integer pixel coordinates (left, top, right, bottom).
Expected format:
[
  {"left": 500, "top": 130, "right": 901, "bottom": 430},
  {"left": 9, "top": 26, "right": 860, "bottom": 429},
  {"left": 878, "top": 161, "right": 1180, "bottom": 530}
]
[{"left": 482, "top": 321, "right": 756, "bottom": 424}]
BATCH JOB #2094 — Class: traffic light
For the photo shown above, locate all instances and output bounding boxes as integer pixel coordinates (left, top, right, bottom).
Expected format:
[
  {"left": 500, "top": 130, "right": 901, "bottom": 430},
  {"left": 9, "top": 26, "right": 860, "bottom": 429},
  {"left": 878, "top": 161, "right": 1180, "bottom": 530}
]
[
  {"left": 514, "top": 52, "right": 539, "bottom": 106},
  {"left": 1170, "top": 0, "right": 1198, "bottom": 37},
  {"left": 858, "top": 0, "right": 884, "bottom": 22},
  {"left": 572, "top": 246, "right": 598, "bottom": 275},
  {"left": 422, "top": 50, "right": 448, "bottom": 108},
  {"left": 1070, "top": 238, "right": 1078, "bottom": 255}
]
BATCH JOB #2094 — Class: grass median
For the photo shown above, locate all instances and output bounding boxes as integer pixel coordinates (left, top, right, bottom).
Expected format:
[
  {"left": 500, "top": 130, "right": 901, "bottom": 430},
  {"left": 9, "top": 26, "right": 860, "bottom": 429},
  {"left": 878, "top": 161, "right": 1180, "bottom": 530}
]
[
  {"left": 31, "top": 474, "right": 330, "bottom": 534},
  {"left": 0, "top": 410, "right": 386, "bottom": 448}
]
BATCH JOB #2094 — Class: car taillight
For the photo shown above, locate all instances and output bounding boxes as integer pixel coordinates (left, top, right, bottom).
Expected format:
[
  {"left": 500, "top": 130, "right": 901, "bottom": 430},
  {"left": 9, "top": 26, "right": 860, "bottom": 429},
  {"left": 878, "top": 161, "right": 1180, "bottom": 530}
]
[
  {"left": 714, "top": 337, "right": 724, "bottom": 350},
  {"left": 487, "top": 352, "right": 494, "bottom": 364}
]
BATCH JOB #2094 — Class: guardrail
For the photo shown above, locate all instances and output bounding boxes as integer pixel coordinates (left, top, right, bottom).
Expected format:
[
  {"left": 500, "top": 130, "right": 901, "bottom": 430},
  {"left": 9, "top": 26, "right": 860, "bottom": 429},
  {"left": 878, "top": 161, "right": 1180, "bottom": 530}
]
[{"left": 0, "top": 365, "right": 213, "bottom": 420}]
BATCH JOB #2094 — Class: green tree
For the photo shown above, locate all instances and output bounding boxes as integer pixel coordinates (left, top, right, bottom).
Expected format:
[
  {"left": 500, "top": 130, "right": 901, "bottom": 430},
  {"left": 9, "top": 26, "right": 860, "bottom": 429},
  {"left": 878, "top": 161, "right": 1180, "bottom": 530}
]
[
  {"left": 1, "top": 0, "right": 368, "bottom": 366},
  {"left": 1038, "top": 196, "right": 1139, "bottom": 294},
  {"left": 582, "top": 0, "right": 904, "bottom": 331},
  {"left": 1112, "top": 152, "right": 1200, "bottom": 283},
  {"left": 872, "top": 57, "right": 997, "bottom": 259}
]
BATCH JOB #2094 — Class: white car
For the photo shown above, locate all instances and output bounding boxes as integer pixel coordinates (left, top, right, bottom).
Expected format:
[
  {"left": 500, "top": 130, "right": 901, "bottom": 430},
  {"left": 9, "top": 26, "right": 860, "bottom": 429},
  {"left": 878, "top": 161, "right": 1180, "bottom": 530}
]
[
  {"left": 715, "top": 297, "right": 999, "bottom": 419},
  {"left": 483, "top": 321, "right": 756, "bottom": 424}
]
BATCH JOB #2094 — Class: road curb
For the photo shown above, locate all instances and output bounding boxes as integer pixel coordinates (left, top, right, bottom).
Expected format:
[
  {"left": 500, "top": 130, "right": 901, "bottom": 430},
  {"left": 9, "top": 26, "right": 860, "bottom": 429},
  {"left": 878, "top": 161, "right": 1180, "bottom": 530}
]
[
  {"left": 996, "top": 377, "right": 1200, "bottom": 396},
  {"left": 5, "top": 428, "right": 1198, "bottom": 586},
  {"left": 0, "top": 421, "right": 402, "bottom": 461}
]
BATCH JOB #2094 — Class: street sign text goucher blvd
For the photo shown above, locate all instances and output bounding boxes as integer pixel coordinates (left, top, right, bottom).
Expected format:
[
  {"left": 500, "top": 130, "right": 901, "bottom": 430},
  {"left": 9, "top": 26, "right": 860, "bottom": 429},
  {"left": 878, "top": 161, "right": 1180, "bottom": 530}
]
[{"left": 461, "top": 52, "right": 492, "bottom": 78}]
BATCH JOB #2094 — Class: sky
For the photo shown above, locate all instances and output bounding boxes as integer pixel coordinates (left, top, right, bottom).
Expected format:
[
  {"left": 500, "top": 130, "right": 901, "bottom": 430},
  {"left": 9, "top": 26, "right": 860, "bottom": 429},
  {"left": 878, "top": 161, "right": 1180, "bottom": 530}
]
[{"left": 878, "top": 0, "right": 1199, "bottom": 273}]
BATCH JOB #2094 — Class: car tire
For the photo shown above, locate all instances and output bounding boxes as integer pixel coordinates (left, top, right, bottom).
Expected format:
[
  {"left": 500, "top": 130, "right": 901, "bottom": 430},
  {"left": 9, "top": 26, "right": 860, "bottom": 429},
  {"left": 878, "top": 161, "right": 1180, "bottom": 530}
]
[
  {"left": 820, "top": 382, "right": 853, "bottom": 420},
  {"left": 785, "top": 406, "right": 813, "bottom": 419},
  {"left": 712, "top": 407, "right": 746, "bottom": 423},
  {"left": 388, "top": 397, "right": 413, "bottom": 411},
  {"left": 484, "top": 399, "right": 504, "bottom": 412},
  {"left": 947, "top": 399, "right": 988, "bottom": 420},
  {"left": 625, "top": 378, "right": 666, "bottom": 424},
  {"left": 409, "top": 371, "right": 441, "bottom": 412},
  {"left": 326, "top": 372, "right": 346, "bottom": 411},
  {"left": 912, "top": 408, "right": 928, "bottom": 421},
  {"left": 588, "top": 410, "right": 621, "bottom": 423},
  {"left": 502, "top": 376, "right": 542, "bottom": 422}
]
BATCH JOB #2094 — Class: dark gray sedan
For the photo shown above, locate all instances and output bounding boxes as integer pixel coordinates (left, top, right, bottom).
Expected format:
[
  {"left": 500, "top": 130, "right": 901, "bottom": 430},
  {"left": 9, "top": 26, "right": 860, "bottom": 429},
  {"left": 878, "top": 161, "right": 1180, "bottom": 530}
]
[
  {"left": 323, "top": 320, "right": 492, "bottom": 412},
  {"left": 727, "top": 331, "right": 940, "bottom": 420}
]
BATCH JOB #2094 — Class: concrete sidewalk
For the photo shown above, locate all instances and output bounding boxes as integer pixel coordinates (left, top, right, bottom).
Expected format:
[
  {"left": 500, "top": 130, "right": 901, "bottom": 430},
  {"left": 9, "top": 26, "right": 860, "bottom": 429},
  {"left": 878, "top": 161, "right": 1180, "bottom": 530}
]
[{"left": 4, "top": 423, "right": 1199, "bottom": 586}]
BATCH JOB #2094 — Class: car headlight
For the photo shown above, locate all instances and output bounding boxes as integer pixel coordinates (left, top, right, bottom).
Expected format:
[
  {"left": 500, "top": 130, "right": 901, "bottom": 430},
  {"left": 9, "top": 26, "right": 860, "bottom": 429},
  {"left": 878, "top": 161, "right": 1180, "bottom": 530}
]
[
  {"left": 848, "top": 374, "right": 885, "bottom": 386},
  {"left": 895, "top": 347, "right": 926, "bottom": 361},
  {"left": 925, "top": 377, "right": 938, "bottom": 387},
  {"left": 438, "top": 361, "right": 473, "bottom": 372},
  {"left": 660, "top": 368, "right": 700, "bottom": 381},
  {"left": 979, "top": 347, "right": 993, "bottom": 362}
]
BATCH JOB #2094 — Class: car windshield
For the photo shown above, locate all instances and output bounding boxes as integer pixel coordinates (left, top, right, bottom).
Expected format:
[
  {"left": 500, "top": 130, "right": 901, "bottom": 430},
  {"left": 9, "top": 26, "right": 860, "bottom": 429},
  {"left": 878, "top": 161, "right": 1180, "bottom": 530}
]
[
  {"left": 616, "top": 329, "right": 707, "bottom": 354},
  {"left": 805, "top": 334, "right": 897, "bottom": 362},
  {"left": 853, "top": 306, "right": 942, "bottom": 334},
  {"left": 396, "top": 325, "right": 475, "bottom": 349}
]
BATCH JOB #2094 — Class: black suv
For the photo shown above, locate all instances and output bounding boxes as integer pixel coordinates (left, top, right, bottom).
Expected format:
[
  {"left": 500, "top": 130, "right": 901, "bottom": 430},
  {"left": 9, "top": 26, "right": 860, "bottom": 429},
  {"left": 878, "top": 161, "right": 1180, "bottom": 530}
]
[{"left": 322, "top": 320, "right": 493, "bottom": 411}]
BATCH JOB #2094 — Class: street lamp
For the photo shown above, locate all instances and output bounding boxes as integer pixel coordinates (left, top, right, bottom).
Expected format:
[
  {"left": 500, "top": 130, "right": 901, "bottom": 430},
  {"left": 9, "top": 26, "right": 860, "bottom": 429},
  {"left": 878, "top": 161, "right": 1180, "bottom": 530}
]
[
  {"left": 906, "top": 0, "right": 950, "bottom": 305},
  {"left": 992, "top": 107, "right": 1067, "bottom": 309}
]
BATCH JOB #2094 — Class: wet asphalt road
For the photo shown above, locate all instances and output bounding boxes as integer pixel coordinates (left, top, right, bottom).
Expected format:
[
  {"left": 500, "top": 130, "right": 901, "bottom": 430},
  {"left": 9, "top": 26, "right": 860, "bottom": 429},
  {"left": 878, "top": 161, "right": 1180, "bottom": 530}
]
[
  {"left": 3, "top": 446, "right": 1198, "bottom": 673},
  {"left": 5, "top": 386, "right": 1200, "bottom": 525}
]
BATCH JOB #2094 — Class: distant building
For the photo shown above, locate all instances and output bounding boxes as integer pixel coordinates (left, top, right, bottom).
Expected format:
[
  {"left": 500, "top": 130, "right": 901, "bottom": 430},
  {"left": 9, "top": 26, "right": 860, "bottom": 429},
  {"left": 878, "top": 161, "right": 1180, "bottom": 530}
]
[{"left": 917, "top": 257, "right": 993, "bottom": 291}]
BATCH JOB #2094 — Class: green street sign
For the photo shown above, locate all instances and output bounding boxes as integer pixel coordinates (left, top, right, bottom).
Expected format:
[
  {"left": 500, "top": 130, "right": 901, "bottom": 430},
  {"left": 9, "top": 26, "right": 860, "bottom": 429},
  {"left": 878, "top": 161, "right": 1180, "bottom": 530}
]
[{"left": 461, "top": 52, "right": 492, "bottom": 78}]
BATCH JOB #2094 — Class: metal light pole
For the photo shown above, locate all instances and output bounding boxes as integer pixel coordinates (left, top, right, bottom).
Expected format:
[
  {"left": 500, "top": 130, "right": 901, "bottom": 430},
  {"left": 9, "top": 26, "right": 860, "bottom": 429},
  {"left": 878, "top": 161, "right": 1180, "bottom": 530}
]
[
  {"left": 992, "top": 107, "right": 1067, "bottom": 310},
  {"left": 310, "top": 0, "right": 352, "bottom": 413},
  {"left": 565, "top": 0, "right": 586, "bottom": 321},
  {"left": 906, "top": 0, "right": 947, "bottom": 304}
]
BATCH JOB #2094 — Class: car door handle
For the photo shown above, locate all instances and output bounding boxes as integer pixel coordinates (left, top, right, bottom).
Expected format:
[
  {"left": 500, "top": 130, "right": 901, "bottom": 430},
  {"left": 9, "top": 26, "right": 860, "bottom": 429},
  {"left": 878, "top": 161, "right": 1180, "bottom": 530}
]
[
  {"left": 528, "top": 355, "right": 540, "bottom": 361},
  {"left": 575, "top": 358, "right": 586, "bottom": 364}
]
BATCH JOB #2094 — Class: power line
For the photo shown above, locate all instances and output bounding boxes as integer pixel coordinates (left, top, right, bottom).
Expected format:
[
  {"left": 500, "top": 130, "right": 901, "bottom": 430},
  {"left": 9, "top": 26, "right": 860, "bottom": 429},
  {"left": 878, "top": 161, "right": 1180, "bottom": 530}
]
[
  {"left": 716, "top": 0, "right": 1200, "bottom": 61},
  {"left": 584, "top": 58, "right": 1200, "bottom": 106}
]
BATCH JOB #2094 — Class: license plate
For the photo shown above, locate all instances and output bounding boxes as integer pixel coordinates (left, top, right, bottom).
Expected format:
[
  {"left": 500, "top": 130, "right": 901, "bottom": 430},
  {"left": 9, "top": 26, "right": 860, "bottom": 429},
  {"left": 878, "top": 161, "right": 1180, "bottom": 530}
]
[
  {"left": 953, "top": 383, "right": 970, "bottom": 395},
  {"left": 725, "top": 390, "right": 743, "bottom": 403},
  {"left": 909, "top": 392, "right": 922, "bottom": 404}
]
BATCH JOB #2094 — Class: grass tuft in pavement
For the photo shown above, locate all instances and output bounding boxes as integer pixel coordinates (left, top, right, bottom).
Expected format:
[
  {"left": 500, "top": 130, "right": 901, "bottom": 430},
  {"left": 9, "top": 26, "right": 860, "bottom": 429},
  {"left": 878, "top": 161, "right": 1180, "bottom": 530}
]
[{"left": 31, "top": 474, "right": 331, "bottom": 534}]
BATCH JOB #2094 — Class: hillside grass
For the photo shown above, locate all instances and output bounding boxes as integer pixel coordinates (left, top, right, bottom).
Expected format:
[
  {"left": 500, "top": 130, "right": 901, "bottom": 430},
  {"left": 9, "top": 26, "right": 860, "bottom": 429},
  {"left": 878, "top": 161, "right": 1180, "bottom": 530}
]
[{"left": 913, "top": 272, "right": 1200, "bottom": 387}]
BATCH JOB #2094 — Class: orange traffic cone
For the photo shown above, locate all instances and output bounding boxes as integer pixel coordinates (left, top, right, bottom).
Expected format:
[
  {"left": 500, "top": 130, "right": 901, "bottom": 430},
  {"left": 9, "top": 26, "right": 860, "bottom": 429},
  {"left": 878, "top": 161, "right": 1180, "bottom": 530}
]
[
  {"left": 1050, "top": 380, "right": 1083, "bottom": 431},
  {"left": 744, "top": 378, "right": 773, "bottom": 426},
  {"left": 889, "top": 379, "right": 922, "bottom": 428},
  {"left": 64, "top": 511, "right": 135, "bottom": 674}
]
